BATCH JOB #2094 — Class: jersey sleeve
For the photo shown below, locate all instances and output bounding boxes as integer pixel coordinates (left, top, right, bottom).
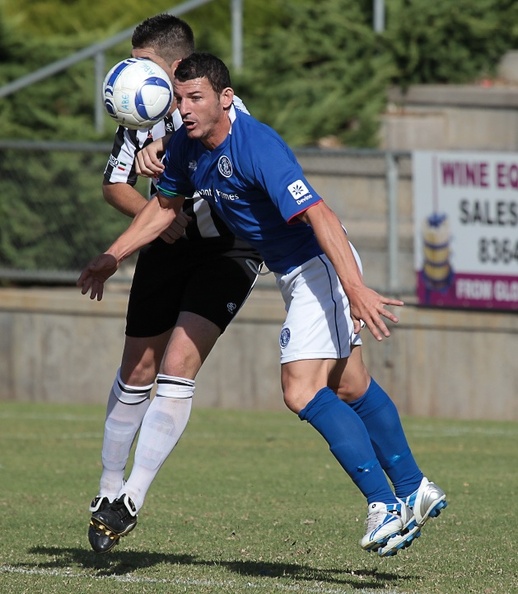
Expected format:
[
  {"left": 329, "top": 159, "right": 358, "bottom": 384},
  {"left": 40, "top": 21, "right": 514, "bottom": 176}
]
[
  {"left": 248, "top": 128, "right": 322, "bottom": 223},
  {"left": 103, "top": 125, "right": 142, "bottom": 186}
]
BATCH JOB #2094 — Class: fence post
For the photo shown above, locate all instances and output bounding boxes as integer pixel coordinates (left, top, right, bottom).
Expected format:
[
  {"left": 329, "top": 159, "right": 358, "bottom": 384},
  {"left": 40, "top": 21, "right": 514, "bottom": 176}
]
[
  {"left": 386, "top": 151, "right": 400, "bottom": 294},
  {"left": 373, "top": 0, "right": 385, "bottom": 33},
  {"left": 232, "top": 0, "right": 243, "bottom": 71},
  {"left": 94, "top": 52, "right": 106, "bottom": 135}
]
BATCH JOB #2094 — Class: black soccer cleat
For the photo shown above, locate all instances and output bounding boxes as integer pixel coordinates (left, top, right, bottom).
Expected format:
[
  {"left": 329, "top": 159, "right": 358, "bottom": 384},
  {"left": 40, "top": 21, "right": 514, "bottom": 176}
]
[
  {"left": 91, "top": 493, "right": 138, "bottom": 547},
  {"left": 88, "top": 495, "right": 120, "bottom": 554}
]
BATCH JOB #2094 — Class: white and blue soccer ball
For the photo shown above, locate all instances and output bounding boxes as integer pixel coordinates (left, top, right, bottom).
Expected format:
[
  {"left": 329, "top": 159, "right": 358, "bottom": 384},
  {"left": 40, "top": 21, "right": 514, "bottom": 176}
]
[{"left": 103, "top": 58, "right": 173, "bottom": 130}]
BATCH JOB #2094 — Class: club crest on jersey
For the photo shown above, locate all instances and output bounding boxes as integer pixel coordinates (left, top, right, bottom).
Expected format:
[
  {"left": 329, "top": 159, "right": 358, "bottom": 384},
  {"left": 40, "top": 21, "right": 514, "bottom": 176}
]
[
  {"left": 287, "top": 180, "right": 312, "bottom": 205},
  {"left": 218, "top": 155, "right": 233, "bottom": 178},
  {"left": 279, "top": 327, "right": 291, "bottom": 349},
  {"left": 188, "top": 160, "right": 197, "bottom": 171}
]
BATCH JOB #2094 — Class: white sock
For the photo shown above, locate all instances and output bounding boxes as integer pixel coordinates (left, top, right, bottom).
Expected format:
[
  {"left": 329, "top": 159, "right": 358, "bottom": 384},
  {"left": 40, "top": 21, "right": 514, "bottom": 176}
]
[
  {"left": 121, "top": 374, "right": 194, "bottom": 511},
  {"left": 98, "top": 369, "right": 153, "bottom": 500}
]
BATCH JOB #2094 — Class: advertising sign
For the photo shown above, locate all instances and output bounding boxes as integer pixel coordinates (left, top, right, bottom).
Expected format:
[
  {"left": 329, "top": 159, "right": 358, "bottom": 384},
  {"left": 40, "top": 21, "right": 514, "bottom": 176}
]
[{"left": 413, "top": 151, "right": 518, "bottom": 310}]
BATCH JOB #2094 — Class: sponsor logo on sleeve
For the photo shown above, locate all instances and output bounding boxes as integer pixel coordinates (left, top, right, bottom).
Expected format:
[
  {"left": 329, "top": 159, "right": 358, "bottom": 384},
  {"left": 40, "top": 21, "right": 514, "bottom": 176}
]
[
  {"left": 108, "top": 155, "right": 119, "bottom": 168},
  {"left": 287, "top": 180, "right": 313, "bottom": 205}
]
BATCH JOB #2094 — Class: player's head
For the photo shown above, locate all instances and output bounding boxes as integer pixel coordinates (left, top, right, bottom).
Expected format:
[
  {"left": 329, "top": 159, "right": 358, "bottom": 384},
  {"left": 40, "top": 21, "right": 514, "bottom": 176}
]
[
  {"left": 175, "top": 52, "right": 232, "bottom": 95},
  {"left": 131, "top": 14, "right": 195, "bottom": 70},
  {"left": 174, "top": 53, "right": 234, "bottom": 148}
]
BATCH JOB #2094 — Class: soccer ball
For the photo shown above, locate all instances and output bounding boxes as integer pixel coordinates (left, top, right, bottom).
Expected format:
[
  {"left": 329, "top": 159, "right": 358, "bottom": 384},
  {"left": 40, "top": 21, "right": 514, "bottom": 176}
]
[{"left": 103, "top": 58, "right": 173, "bottom": 130}]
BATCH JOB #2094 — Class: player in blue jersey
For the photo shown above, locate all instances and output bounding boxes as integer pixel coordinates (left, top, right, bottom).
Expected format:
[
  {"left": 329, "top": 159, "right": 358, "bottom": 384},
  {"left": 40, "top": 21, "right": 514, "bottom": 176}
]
[
  {"left": 83, "top": 19, "right": 262, "bottom": 554},
  {"left": 79, "top": 52, "right": 447, "bottom": 557}
]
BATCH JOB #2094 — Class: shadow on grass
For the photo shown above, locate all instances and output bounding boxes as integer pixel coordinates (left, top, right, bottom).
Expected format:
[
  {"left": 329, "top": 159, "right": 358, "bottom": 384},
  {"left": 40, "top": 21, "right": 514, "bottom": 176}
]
[{"left": 25, "top": 545, "right": 414, "bottom": 590}]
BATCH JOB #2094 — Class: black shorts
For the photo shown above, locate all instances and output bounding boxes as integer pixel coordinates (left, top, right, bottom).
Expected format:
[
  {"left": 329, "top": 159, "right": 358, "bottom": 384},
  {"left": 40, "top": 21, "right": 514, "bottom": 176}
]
[{"left": 125, "top": 237, "right": 262, "bottom": 337}]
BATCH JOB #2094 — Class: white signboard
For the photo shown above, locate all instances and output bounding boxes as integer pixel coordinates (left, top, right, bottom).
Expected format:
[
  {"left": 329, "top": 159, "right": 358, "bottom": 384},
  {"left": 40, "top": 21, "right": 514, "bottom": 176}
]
[{"left": 412, "top": 151, "right": 518, "bottom": 310}]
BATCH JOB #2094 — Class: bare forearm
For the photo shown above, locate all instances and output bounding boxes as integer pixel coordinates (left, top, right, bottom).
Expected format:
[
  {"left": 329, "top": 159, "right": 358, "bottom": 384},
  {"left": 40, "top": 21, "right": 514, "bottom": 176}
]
[
  {"left": 302, "top": 203, "right": 363, "bottom": 293},
  {"left": 102, "top": 180, "right": 149, "bottom": 218},
  {"left": 301, "top": 201, "right": 403, "bottom": 340},
  {"left": 106, "top": 195, "right": 180, "bottom": 263}
]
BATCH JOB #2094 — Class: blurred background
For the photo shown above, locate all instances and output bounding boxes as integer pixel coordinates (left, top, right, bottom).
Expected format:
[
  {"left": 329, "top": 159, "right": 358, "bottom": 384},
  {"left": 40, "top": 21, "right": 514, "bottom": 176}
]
[{"left": 0, "top": 0, "right": 517, "bottom": 418}]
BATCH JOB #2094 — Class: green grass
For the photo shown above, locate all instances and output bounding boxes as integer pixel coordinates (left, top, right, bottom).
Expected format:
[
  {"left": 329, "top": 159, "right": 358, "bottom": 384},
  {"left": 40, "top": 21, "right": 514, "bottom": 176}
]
[{"left": 1, "top": 402, "right": 517, "bottom": 594}]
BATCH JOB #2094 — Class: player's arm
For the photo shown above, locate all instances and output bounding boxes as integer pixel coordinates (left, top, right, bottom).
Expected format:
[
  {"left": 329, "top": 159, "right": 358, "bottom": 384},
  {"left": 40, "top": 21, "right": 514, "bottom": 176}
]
[
  {"left": 135, "top": 135, "right": 172, "bottom": 177},
  {"left": 77, "top": 193, "right": 185, "bottom": 301},
  {"left": 102, "top": 179, "right": 148, "bottom": 218},
  {"left": 299, "top": 201, "right": 404, "bottom": 341}
]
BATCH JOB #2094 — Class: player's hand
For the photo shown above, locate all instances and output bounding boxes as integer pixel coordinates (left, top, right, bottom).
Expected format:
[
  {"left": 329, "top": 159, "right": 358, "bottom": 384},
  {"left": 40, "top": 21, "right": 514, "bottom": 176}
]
[
  {"left": 348, "top": 286, "right": 404, "bottom": 341},
  {"left": 135, "top": 137, "right": 169, "bottom": 177},
  {"left": 76, "top": 253, "right": 119, "bottom": 301},
  {"left": 159, "top": 210, "right": 192, "bottom": 243}
]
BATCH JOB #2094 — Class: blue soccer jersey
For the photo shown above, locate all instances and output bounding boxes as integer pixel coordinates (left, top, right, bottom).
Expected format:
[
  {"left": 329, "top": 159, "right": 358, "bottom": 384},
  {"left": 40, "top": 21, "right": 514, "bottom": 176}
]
[{"left": 157, "top": 107, "right": 324, "bottom": 274}]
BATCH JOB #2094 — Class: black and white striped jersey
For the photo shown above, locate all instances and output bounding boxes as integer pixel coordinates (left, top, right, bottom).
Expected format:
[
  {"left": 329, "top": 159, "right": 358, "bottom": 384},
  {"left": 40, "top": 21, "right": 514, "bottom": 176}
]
[{"left": 103, "top": 99, "right": 250, "bottom": 242}]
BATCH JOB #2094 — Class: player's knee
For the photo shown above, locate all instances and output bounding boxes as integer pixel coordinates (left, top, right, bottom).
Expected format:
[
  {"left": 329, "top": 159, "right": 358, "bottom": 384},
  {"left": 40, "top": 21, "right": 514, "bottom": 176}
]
[
  {"left": 156, "top": 374, "right": 195, "bottom": 399},
  {"left": 120, "top": 355, "right": 159, "bottom": 386},
  {"left": 113, "top": 368, "right": 154, "bottom": 405},
  {"left": 332, "top": 375, "right": 370, "bottom": 402},
  {"left": 282, "top": 384, "right": 319, "bottom": 415}
]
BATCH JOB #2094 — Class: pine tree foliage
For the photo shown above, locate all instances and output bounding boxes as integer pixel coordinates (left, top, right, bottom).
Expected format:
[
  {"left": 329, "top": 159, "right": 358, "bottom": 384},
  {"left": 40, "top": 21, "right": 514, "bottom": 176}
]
[
  {"left": 384, "top": 0, "right": 518, "bottom": 85},
  {"left": 236, "top": 0, "right": 393, "bottom": 147},
  {"left": 1, "top": 0, "right": 518, "bottom": 272},
  {"left": 1, "top": 0, "right": 517, "bottom": 144}
]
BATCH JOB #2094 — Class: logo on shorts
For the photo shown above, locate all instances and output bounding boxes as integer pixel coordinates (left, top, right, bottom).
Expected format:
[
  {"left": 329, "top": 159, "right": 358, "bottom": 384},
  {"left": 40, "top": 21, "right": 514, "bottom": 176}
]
[
  {"left": 227, "top": 302, "right": 237, "bottom": 314},
  {"left": 218, "top": 155, "right": 233, "bottom": 178},
  {"left": 279, "top": 327, "right": 291, "bottom": 348}
]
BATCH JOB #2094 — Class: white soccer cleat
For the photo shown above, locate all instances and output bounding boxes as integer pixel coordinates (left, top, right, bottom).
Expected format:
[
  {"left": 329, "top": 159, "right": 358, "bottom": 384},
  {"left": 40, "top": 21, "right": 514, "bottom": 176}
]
[
  {"left": 377, "top": 502, "right": 421, "bottom": 557},
  {"left": 377, "top": 476, "right": 447, "bottom": 557},
  {"left": 359, "top": 501, "right": 406, "bottom": 552},
  {"left": 404, "top": 476, "right": 447, "bottom": 527}
]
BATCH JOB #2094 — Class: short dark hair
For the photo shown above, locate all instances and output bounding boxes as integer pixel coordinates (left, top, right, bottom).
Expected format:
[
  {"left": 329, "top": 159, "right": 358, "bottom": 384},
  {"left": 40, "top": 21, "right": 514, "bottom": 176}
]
[
  {"left": 132, "top": 14, "right": 195, "bottom": 64},
  {"left": 174, "top": 52, "right": 232, "bottom": 95}
]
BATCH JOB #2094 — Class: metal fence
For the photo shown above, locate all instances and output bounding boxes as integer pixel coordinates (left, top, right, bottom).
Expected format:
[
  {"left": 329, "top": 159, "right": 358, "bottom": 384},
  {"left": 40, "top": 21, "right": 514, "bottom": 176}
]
[{"left": 0, "top": 140, "right": 412, "bottom": 293}]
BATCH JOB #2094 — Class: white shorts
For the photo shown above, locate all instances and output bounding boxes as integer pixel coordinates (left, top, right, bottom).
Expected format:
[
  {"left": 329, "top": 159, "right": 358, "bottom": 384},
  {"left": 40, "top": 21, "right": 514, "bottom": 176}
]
[{"left": 275, "top": 249, "right": 363, "bottom": 364}]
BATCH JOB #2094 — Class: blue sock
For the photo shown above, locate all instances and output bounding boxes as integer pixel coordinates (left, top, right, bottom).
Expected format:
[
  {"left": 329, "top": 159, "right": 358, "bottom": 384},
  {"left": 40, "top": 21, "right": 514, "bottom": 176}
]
[
  {"left": 347, "top": 378, "right": 423, "bottom": 498},
  {"left": 299, "top": 387, "right": 397, "bottom": 505}
]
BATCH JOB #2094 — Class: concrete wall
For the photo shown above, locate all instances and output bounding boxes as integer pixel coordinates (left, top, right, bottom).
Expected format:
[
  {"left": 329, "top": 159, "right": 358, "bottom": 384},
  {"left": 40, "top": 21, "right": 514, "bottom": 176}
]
[
  {"left": 381, "top": 84, "right": 518, "bottom": 152},
  {"left": 0, "top": 284, "right": 516, "bottom": 421}
]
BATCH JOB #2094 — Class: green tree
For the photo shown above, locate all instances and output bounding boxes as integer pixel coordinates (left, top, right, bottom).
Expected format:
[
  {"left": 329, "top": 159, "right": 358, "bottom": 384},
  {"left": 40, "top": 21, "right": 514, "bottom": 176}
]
[
  {"left": 384, "top": 0, "right": 518, "bottom": 86},
  {"left": 236, "top": 0, "right": 394, "bottom": 147},
  {"left": 0, "top": 148, "right": 129, "bottom": 270}
]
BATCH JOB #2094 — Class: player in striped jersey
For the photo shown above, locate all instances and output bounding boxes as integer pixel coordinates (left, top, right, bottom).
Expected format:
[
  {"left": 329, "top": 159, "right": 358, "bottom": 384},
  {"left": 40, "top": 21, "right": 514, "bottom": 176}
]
[{"left": 83, "top": 15, "right": 262, "bottom": 554}]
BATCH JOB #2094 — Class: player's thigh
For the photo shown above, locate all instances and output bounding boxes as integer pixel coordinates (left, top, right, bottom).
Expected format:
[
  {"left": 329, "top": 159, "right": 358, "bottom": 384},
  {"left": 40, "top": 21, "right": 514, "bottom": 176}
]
[
  {"left": 179, "top": 254, "right": 259, "bottom": 333},
  {"left": 277, "top": 255, "right": 357, "bottom": 365},
  {"left": 161, "top": 255, "right": 258, "bottom": 379},
  {"left": 120, "top": 330, "right": 172, "bottom": 385},
  {"left": 328, "top": 345, "right": 371, "bottom": 401},
  {"left": 125, "top": 239, "right": 187, "bottom": 337},
  {"left": 281, "top": 358, "right": 336, "bottom": 413},
  {"left": 160, "top": 312, "right": 221, "bottom": 379}
]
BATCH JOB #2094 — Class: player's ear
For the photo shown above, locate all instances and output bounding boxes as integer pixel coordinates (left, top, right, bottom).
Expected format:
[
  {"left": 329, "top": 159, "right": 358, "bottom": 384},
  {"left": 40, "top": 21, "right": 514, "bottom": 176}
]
[
  {"left": 220, "top": 87, "right": 234, "bottom": 109},
  {"left": 170, "top": 58, "right": 182, "bottom": 76}
]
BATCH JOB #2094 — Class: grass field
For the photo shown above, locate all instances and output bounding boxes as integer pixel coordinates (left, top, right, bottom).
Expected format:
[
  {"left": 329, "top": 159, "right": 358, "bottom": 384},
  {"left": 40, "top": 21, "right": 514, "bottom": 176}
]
[{"left": 1, "top": 401, "right": 517, "bottom": 594}]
